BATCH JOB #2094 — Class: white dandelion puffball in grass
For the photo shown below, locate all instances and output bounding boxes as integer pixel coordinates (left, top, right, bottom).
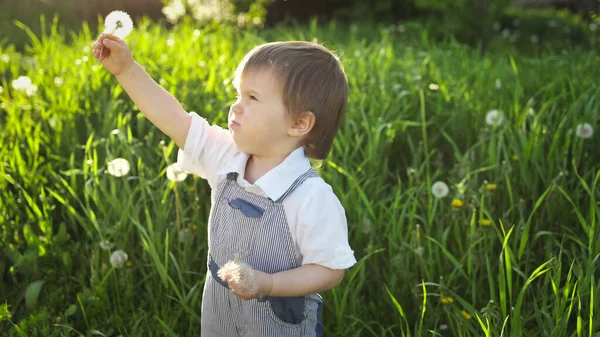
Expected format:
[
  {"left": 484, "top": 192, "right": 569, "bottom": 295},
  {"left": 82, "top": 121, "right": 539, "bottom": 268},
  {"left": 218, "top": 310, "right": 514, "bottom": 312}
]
[
  {"left": 431, "top": 181, "right": 449, "bottom": 198},
  {"left": 103, "top": 11, "right": 134, "bottom": 39},
  {"left": 485, "top": 109, "right": 504, "bottom": 126},
  {"left": 166, "top": 163, "right": 188, "bottom": 182},
  {"left": 107, "top": 158, "right": 130, "bottom": 177},
  {"left": 99, "top": 240, "right": 114, "bottom": 250},
  {"left": 110, "top": 250, "right": 128, "bottom": 268},
  {"left": 576, "top": 123, "right": 594, "bottom": 139},
  {"left": 12, "top": 76, "right": 38, "bottom": 96}
]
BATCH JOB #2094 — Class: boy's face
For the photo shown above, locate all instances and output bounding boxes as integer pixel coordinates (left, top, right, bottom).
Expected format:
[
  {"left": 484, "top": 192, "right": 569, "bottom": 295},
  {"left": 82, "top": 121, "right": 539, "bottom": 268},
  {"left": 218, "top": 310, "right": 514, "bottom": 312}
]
[{"left": 228, "top": 69, "right": 292, "bottom": 155}]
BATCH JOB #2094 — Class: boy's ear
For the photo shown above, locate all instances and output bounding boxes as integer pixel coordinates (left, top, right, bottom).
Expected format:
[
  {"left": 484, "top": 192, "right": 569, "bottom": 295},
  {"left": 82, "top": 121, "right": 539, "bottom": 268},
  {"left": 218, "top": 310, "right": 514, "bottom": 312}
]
[{"left": 288, "top": 111, "right": 315, "bottom": 137}]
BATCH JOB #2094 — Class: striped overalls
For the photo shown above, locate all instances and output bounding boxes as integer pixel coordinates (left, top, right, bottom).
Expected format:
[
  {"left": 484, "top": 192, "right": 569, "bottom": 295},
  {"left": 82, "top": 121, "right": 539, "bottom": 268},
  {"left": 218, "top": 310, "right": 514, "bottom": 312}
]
[{"left": 201, "top": 169, "right": 324, "bottom": 337}]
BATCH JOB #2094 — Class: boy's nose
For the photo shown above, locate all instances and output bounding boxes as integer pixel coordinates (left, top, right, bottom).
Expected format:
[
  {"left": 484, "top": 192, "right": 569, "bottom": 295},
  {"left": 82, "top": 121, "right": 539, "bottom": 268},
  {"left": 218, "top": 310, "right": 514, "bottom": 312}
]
[{"left": 231, "top": 101, "right": 243, "bottom": 115}]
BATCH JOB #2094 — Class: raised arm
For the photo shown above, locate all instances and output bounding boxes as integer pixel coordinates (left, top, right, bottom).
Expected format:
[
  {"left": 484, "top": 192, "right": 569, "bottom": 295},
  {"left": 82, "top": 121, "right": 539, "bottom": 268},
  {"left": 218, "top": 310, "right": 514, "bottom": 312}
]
[{"left": 93, "top": 34, "right": 191, "bottom": 149}]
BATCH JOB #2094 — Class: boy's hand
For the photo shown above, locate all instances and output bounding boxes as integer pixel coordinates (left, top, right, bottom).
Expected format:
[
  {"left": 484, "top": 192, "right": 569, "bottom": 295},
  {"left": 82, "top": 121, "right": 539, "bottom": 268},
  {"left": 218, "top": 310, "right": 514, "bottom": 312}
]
[
  {"left": 218, "top": 261, "right": 273, "bottom": 300},
  {"left": 92, "top": 34, "right": 134, "bottom": 76}
]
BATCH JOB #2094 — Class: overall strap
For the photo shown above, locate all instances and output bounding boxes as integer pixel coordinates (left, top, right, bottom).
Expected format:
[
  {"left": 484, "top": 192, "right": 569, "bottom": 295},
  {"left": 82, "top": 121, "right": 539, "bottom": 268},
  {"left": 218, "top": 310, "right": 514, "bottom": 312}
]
[{"left": 275, "top": 168, "right": 319, "bottom": 203}]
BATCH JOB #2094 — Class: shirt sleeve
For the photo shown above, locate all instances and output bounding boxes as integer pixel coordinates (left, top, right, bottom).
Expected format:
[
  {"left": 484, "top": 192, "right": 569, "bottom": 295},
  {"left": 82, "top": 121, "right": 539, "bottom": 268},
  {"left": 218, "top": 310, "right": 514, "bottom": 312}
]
[
  {"left": 295, "top": 185, "right": 357, "bottom": 270},
  {"left": 176, "top": 111, "right": 240, "bottom": 188}
]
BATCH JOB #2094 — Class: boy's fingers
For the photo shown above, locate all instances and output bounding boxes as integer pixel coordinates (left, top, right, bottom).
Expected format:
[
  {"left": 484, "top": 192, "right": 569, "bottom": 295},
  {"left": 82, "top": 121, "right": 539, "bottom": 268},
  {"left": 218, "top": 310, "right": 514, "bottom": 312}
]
[
  {"left": 104, "top": 34, "right": 125, "bottom": 45},
  {"left": 102, "top": 38, "right": 119, "bottom": 50}
]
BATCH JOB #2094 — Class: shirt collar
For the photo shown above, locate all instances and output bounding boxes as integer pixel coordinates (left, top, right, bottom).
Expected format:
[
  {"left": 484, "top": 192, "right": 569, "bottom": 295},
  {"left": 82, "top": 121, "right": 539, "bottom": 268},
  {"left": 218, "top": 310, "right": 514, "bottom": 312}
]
[{"left": 217, "top": 146, "right": 312, "bottom": 200}]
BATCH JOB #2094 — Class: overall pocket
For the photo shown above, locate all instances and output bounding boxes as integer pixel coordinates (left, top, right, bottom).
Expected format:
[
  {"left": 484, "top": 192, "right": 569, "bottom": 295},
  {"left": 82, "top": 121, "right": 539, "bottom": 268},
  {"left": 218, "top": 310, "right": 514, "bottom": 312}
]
[{"left": 210, "top": 197, "right": 265, "bottom": 256}]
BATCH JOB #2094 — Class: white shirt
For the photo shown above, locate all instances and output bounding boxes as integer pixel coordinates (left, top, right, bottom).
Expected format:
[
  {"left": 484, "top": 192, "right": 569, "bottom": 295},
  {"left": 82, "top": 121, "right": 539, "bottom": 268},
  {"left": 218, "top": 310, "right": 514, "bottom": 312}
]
[{"left": 177, "top": 112, "right": 357, "bottom": 270}]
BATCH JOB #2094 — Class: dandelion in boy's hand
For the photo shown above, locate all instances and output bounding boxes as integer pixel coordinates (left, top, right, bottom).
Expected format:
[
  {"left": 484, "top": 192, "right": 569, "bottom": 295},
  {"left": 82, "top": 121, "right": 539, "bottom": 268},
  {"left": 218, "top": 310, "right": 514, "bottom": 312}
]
[
  {"left": 110, "top": 250, "right": 128, "bottom": 268},
  {"left": 99, "top": 10, "right": 133, "bottom": 64},
  {"left": 103, "top": 11, "right": 133, "bottom": 39},
  {"left": 431, "top": 181, "right": 449, "bottom": 198},
  {"left": 217, "top": 256, "right": 259, "bottom": 299},
  {"left": 575, "top": 123, "right": 594, "bottom": 139},
  {"left": 166, "top": 163, "right": 188, "bottom": 182},
  {"left": 107, "top": 158, "right": 130, "bottom": 177},
  {"left": 486, "top": 109, "right": 504, "bottom": 126}
]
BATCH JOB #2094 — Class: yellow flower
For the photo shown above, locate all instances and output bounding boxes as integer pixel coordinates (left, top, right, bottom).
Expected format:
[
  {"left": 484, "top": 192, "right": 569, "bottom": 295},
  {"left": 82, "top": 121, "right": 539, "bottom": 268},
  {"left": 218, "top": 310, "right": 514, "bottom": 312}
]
[
  {"left": 191, "top": 225, "right": 198, "bottom": 231},
  {"left": 479, "top": 219, "right": 492, "bottom": 226},
  {"left": 126, "top": 261, "right": 133, "bottom": 268},
  {"left": 486, "top": 183, "right": 497, "bottom": 191},
  {"left": 441, "top": 297, "right": 454, "bottom": 304},
  {"left": 461, "top": 310, "right": 472, "bottom": 319},
  {"left": 512, "top": 155, "right": 519, "bottom": 161},
  {"left": 451, "top": 199, "right": 464, "bottom": 207}
]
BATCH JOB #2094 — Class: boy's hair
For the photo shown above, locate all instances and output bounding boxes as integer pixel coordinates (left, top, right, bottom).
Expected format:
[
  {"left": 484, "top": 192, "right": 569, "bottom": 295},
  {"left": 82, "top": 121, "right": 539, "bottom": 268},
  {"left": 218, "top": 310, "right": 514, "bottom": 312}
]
[{"left": 233, "top": 41, "right": 348, "bottom": 160}]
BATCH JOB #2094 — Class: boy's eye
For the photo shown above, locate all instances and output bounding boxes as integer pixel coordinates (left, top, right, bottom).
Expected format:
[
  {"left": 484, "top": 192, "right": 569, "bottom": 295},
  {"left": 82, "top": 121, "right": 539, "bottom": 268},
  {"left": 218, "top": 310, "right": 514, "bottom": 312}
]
[{"left": 249, "top": 95, "right": 257, "bottom": 101}]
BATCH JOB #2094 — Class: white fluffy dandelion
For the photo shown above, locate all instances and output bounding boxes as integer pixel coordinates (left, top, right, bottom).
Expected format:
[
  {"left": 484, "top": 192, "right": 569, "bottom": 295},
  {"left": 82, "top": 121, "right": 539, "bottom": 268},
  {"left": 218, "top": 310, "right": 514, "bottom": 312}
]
[
  {"left": 431, "top": 181, "right": 449, "bottom": 198},
  {"left": 103, "top": 11, "right": 134, "bottom": 39},
  {"left": 99, "top": 240, "right": 114, "bottom": 250},
  {"left": 178, "top": 228, "right": 191, "bottom": 243},
  {"left": 110, "top": 250, "right": 128, "bottom": 268},
  {"left": 217, "top": 259, "right": 257, "bottom": 297},
  {"left": 162, "top": 0, "right": 187, "bottom": 23},
  {"left": 12, "top": 76, "right": 37, "bottom": 96},
  {"left": 107, "top": 158, "right": 131, "bottom": 177},
  {"left": 166, "top": 163, "right": 188, "bottom": 182},
  {"left": 575, "top": 123, "right": 594, "bottom": 139},
  {"left": 486, "top": 109, "right": 504, "bottom": 126}
]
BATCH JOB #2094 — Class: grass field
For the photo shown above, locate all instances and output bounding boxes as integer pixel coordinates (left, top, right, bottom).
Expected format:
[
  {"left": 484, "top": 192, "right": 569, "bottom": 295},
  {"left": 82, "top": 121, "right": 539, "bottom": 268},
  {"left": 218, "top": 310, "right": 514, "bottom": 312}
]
[{"left": 1, "top": 14, "right": 599, "bottom": 336}]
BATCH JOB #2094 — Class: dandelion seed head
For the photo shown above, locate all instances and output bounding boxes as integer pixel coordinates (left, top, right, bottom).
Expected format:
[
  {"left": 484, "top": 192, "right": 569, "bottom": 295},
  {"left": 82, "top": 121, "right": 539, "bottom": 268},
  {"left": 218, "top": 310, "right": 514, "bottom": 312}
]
[
  {"left": 530, "top": 35, "right": 540, "bottom": 44},
  {"left": 54, "top": 77, "right": 64, "bottom": 86},
  {"left": 110, "top": 250, "right": 128, "bottom": 268},
  {"left": 166, "top": 163, "right": 188, "bottom": 182},
  {"left": 485, "top": 109, "right": 504, "bottom": 126},
  {"left": 107, "top": 158, "right": 131, "bottom": 177},
  {"left": 179, "top": 228, "right": 191, "bottom": 243},
  {"left": 575, "top": 123, "right": 594, "bottom": 139},
  {"left": 99, "top": 240, "right": 114, "bottom": 250},
  {"left": 12, "top": 76, "right": 32, "bottom": 91},
  {"left": 431, "top": 181, "right": 449, "bottom": 198},
  {"left": 103, "top": 10, "right": 134, "bottom": 39}
]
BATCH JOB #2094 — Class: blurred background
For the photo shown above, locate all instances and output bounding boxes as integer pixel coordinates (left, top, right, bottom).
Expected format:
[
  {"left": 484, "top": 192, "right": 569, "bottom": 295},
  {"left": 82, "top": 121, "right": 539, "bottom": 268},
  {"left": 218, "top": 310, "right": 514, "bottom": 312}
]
[
  {"left": 1, "top": 0, "right": 599, "bottom": 51},
  {"left": 1, "top": 1, "right": 600, "bottom": 336}
]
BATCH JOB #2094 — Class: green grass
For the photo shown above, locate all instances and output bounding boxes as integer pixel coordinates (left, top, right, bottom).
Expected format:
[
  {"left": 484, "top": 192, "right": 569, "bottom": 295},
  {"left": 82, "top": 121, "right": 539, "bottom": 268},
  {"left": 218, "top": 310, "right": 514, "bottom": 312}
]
[{"left": 1, "top": 15, "right": 599, "bottom": 337}]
